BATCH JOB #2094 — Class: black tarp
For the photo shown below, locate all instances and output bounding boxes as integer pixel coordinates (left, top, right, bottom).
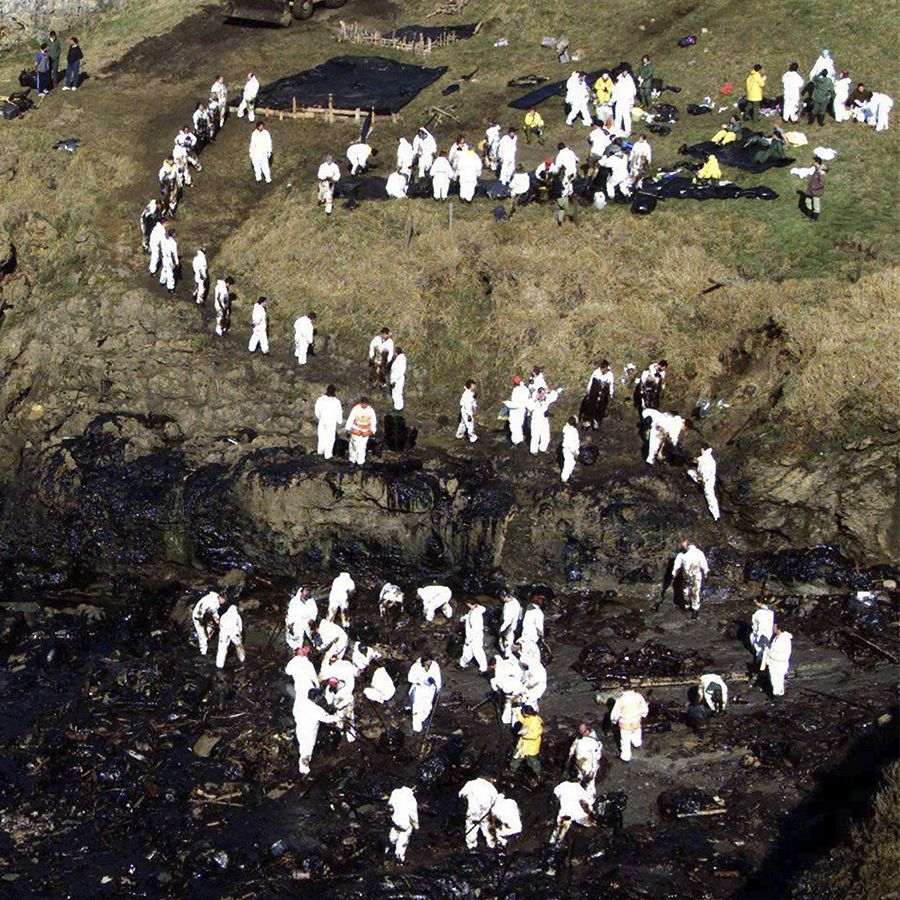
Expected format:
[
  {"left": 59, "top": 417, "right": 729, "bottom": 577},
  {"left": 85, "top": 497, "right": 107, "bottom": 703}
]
[
  {"left": 680, "top": 128, "right": 795, "bottom": 172},
  {"left": 385, "top": 23, "right": 480, "bottom": 42},
  {"left": 508, "top": 69, "right": 606, "bottom": 109},
  {"left": 640, "top": 175, "right": 778, "bottom": 202},
  {"left": 248, "top": 56, "right": 447, "bottom": 115}
]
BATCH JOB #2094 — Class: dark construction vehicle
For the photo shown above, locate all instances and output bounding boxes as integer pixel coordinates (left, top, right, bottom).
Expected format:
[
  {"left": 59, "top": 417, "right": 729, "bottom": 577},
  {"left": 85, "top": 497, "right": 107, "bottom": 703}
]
[{"left": 226, "top": 0, "right": 347, "bottom": 26}]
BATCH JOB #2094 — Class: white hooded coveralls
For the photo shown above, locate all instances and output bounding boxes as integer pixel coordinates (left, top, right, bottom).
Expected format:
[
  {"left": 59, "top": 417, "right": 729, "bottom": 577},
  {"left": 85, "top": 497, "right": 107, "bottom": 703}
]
[
  {"left": 551, "top": 780, "right": 594, "bottom": 844},
  {"left": 561, "top": 422, "right": 580, "bottom": 482},
  {"left": 491, "top": 654, "right": 524, "bottom": 724},
  {"left": 610, "top": 690, "right": 648, "bottom": 761},
  {"left": 192, "top": 250, "right": 207, "bottom": 304},
  {"left": 700, "top": 673, "right": 728, "bottom": 710},
  {"left": 520, "top": 604, "right": 544, "bottom": 646},
  {"left": 418, "top": 585, "right": 453, "bottom": 622},
  {"left": 346, "top": 142, "right": 372, "bottom": 175},
  {"left": 379, "top": 583, "right": 404, "bottom": 617},
  {"left": 315, "top": 618, "right": 348, "bottom": 660},
  {"left": 364, "top": 666, "right": 396, "bottom": 704},
  {"left": 491, "top": 794, "right": 522, "bottom": 847},
  {"left": 456, "top": 149, "right": 483, "bottom": 202},
  {"left": 782, "top": 70, "right": 805, "bottom": 122},
  {"left": 459, "top": 778, "right": 499, "bottom": 849},
  {"left": 159, "top": 235, "right": 179, "bottom": 291},
  {"left": 148, "top": 220, "right": 166, "bottom": 273},
  {"left": 566, "top": 75, "right": 593, "bottom": 127},
  {"left": 314, "top": 394, "right": 343, "bottom": 460},
  {"left": 293, "top": 695, "right": 336, "bottom": 774},
  {"left": 317, "top": 161, "right": 340, "bottom": 213},
  {"left": 601, "top": 153, "right": 630, "bottom": 198},
  {"left": 192, "top": 592, "right": 223, "bottom": 655},
  {"left": 612, "top": 72, "right": 637, "bottom": 135},
  {"left": 750, "top": 606, "right": 774, "bottom": 662},
  {"left": 285, "top": 589, "right": 318, "bottom": 650},
  {"left": 390, "top": 352, "right": 407, "bottom": 411},
  {"left": 248, "top": 301, "right": 268, "bottom": 354},
  {"left": 249, "top": 127, "right": 273, "bottom": 183},
  {"left": 642, "top": 408, "right": 684, "bottom": 464},
  {"left": 456, "top": 388, "right": 478, "bottom": 441},
  {"left": 499, "top": 595, "right": 522, "bottom": 654},
  {"left": 324, "top": 671, "right": 356, "bottom": 743},
  {"left": 388, "top": 786, "right": 419, "bottom": 861},
  {"left": 569, "top": 731, "right": 602, "bottom": 801},
  {"left": 327, "top": 572, "right": 355, "bottom": 626},
  {"left": 430, "top": 156, "right": 453, "bottom": 200},
  {"left": 528, "top": 390, "right": 559, "bottom": 454},
  {"left": 460, "top": 604, "right": 488, "bottom": 672},
  {"left": 214, "top": 279, "right": 230, "bottom": 336},
  {"left": 688, "top": 447, "right": 720, "bottom": 520},
  {"left": 506, "top": 383, "right": 531, "bottom": 445},
  {"left": 285, "top": 653, "right": 319, "bottom": 698},
  {"left": 216, "top": 605, "right": 245, "bottom": 669},
  {"left": 762, "top": 631, "right": 793, "bottom": 696},
  {"left": 673, "top": 544, "right": 709, "bottom": 611},
  {"left": 408, "top": 658, "right": 442, "bottom": 732},
  {"left": 497, "top": 133, "right": 518, "bottom": 184},
  {"left": 413, "top": 130, "right": 437, "bottom": 178},
  {"left": 294, "top": 315, "right": 314, "bottom": 365},
  {"left": 396, "top": 138, "right": 414, "bottom": 176},
  {"left": 345, "top": 403, "right": 377, "bottom": 466},
  {"left": 237, "top": 75, "right": 259, "bottom": 120}
]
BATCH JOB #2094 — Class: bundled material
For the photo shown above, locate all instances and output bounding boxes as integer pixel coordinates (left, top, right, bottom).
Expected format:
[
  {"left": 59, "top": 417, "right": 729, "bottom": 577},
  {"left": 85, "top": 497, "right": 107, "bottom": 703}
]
[{"left": 680, "top": 128, "right": 795, "bottom": 172}]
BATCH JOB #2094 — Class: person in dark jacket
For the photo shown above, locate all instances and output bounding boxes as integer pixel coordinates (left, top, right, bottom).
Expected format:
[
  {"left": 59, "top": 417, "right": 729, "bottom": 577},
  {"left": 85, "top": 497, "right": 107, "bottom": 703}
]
[
  {"left": 62, "top": 37, "right": 83, "bottom": 90},
  {"left": 637, "top": 54, "right": 654, "bottom": 107},
  {"left": 34, "top": 44, "right": 50, "bottom": 95},
  {"left": 46, "top": 31, "right": 61, "bottom": 87},
  {"left": 808, "top": 71, "right": 835, "bottom": 125},
  {"left": 803, "top": 156, "right": 826, "bottom": 220}
]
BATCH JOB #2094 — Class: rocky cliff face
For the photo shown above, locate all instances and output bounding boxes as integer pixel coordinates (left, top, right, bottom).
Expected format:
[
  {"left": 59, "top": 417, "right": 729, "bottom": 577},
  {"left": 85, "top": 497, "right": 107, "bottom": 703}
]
[{"left": 0, "top": 0, "right": 129, "bottom": 41}]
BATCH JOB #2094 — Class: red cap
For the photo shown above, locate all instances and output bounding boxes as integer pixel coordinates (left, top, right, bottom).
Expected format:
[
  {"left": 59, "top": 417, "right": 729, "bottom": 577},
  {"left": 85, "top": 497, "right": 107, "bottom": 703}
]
[
  {"left": 545, "top": 158, "right": 553, "bottom": 166},
  {"left": 327, "top": 677, "right": 339, "bottom": 685},
  {"left": 512, "top": 376, "right": 522, "bottom": 385}
]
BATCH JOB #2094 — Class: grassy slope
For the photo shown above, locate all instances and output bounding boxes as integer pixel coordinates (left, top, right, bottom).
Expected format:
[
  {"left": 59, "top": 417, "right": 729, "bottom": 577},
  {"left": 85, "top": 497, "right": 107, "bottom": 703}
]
[{"left": 0, "top": 0, "right": 896, "bottom": 443}]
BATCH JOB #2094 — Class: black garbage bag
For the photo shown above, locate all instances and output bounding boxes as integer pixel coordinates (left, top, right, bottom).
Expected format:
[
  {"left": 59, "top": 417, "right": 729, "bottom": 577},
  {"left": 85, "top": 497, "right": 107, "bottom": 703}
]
[
  {"left": 687, "top": 103, "right": 712, "bottom": 115},
  {"left": 18, "top": 70, "right": 37, "bottom": 89},
  {"left": 655, "top": 102, "right": 679, "bottom": 122},
  {"left": 648, "top": 124, "right": 672, "bottom": 135},
  {"left": 630, "top": 191, "right": 658, "bottom": 215},
  {"left": 680, "top": 128, "right": 794, "bottom": 172},
  {"left": 578, "top": 445, "right": 600, "bottom": 466},
  {"left": 247, "top": 56, "right": 447, "bottom": 115}
]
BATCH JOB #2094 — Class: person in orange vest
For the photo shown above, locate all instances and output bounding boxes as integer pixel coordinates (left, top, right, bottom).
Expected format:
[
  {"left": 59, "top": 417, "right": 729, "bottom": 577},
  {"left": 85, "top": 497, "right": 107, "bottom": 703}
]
[
  {"left": 610, "top": 688, "right": 649, "bottom": 761},
  {"left": 345, "top": 397, "right": 377, "bottom": 466}
]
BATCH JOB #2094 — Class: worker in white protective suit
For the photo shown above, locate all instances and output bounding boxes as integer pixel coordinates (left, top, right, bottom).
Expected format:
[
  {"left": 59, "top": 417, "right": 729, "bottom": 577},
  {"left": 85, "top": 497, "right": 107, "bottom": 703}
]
[
  {"left": 213, "top": 275, "right": 233, "bottom": 336},
  {"left": 191, "top": 247, "right": 207, "bottom": 305},
  {"left": 285, "top": 587, "right": 318, "bottom": 650},
  {"left": 750, "top": 599, "right": 775, "bottom": 663},
  {"left": 317, "top": 155, "right": 341, "bottom": 214},
  {"left": 672, "top": 540, "right": 709, "bottom": 617},
  {"left": 192, "top": 591, "right": 225, "bottom": 656},
  {"left": 459, "top": 601, "right": 488, "bottom": 673},
  {"left": 430, "top": 151, "right": 453, "bottom": 200},
  {"left": 312, "top": 618, "right": 348, "bottom": 660},
  {"left": 386, "top": 170, "right": 409, "bottom": 199},
  {"left": 497, "top": 127, "right": 518, "bottom": 185},
  {"left": 390, "top": 348, "right": 407, "bottom": 411},
  {"left": 611, "top": 70, "right": 637, "bottom": 136},
  {"left": 782, "top": 63, "right": 805, "bottom": 123},
  {"left": 369, "top": 328, "right": 395, "bottom": 386},
  {"left": 550, "top": 780, "right": 595, "bottom": 844},
  {"left": 210, "top": 75, "right": 228, "bottom": 127},
  {"left": 561, "top": 417, "right": 580, "bottom": 483},
  {"left": 248, "top": 296, "right": 269, "bottom": 355},
  {"left": 808, "top": 49, "right": 835, "bottom": 81},
  {"left": 520, "top": 656, "right": 547, "bottom": 711},
  {"left": 293, "top": 690, "right": 337, "bottom": 774},
  {"left": 413, "top": 127, "right": 437, "bottom": 179},
  {"left": 148, "top": 218, "right": 166, "bottom": 274},
  {"left": 216, "top": 604, "right": 245, "bottom": 669},
  {"left": 699, "top": 673, "right": 728, "bottom": 712},
  {"left": 485, "top": 120, "right": 501, "bottom": 169},
  {"left": 159, "top": 228, "right": 179, "bottom": 294},
  {"left": 639, "top": 359, "right": 668, "bottom": 409},
  {"left": 408, "top": 657, "right": 441, "bottom": 732},
  {"left": 628, "top": 134, "right": 652, "bottom": 178},
  {"left": 456, "top": 380, "right": 478, "bottom": 442},
  {"left": 554, "top": 142, "right": 579, "bottom": 179},
  {"left": 324, "top": 672, "right": 356, "bottom": 743},
  {"left": 509, "top": 164, "right": 531, "bottom": 201},
  {"left": 687, "top": 445, "right": 721, "bottom": 520},
  {"left": 866, "top": 92, "right": 894, "bottom": 131},
  {"left": 491, "top": 652, "right": 524, "bottom": 725},
  {"left": 761, "top": 623, "right": 793, "bottom": 696},
  {"left": 396, "top": 137, "right": 414, "bottom": 177},
  {"left": 237, "top": 72, "right": 259, "bottom": 121},
  {"left": 379, "top": 582, "right": 404, "bottom": 618},
  {"left": 642, "top": 408, "right": 685, "bottom": 465},
  {"left": 387, "top": 786, "right": 419, "bottom": 862},
  {"left": 527, "top": 386, "right": 560, "bottom": 455},
  {"left": 520, "top": 595, "right": 545, "bottom": 647},
  {"left": 610, "top": 688, "right": 649, "bottom": 762},
  {"left": 285, "top": 645, "right": 319, "bottom": 698},
  {"left": 568, "top": 723, "right": 602, "bottom": 803},
  {"left": 588, "top": 124, "right": 612, "bottom": 163},
  {"left": 456, "top": 147, "right": 483, "bottom": 202},
  {"left": 459, "top": 778, "right": 499, "bottom": 849},
  {"left": 350, "top": 641, "right": 380, "bottom": 676},
  {"left": 249, "top": 122, "right": 273, "bottom": 184},
  {"left": 314, "top": 385, "right": 343, "bottom": 460},
  {"left": 490, "top": 794, "right": 522, "bottom": 848},
  {"left": 346, "top": 140, "right": 373, "bottom": 175},
  {"left": 600, "top": 149, "right": 631, "bottom": 199},
  {"left": 364, "top": 666, "right": 396, "bottom": 704},
  {"left": 326, "top": 571, "right": 355, "bottom": 626},
  {"left": 498, "top": 591, "right": 522, "bottom": 655},
  {"left": 293, "top": 312, "right": 316, "bottom": 365},
  {"left": 832, "top": 71, "right": 852, "bottom": 122},
  {"left": 566, "top": 72, "right": 593, "bottom": 127},
  {"left": 418, "top": 585, "right": 453, "bottom": 622},
  {"left": 505, "top": 376, "right": 531, "bottom": 445},
  {"left": 345, "top": 397, "right": 377, "bottom": 466}
]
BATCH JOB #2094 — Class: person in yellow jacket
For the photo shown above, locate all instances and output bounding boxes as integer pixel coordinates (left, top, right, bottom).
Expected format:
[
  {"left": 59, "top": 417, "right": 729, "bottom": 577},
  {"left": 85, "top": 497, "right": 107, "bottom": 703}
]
[
  {"left": 523, "top": 107, "right": 545, "bottom": 144},
  {"left": 696, "top": 153, "right": 722, "bottom": 181},
  {"left": 509, "top": 705, "right": 543, "bottom": 777},
  {"left": 593, "top": 70, "right": 614, "bottom": 121},
  {"left": 745, "top": 64, "right": 766, "bottom": 121},
  {"left": 712, "top": 114, "right": 742, "bottom": 145}
]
